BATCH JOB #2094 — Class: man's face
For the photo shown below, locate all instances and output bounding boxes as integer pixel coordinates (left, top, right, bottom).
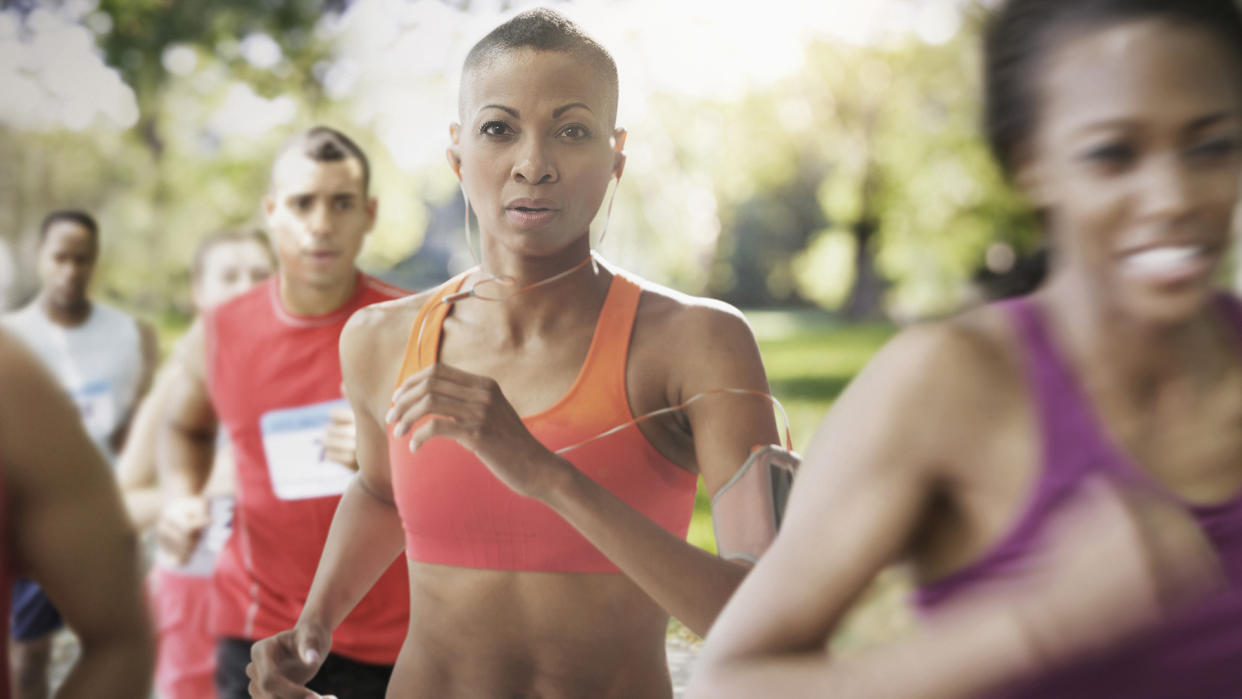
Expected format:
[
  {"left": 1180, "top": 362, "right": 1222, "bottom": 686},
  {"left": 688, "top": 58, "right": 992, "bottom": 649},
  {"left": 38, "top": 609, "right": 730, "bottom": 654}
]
[
  {"left": 264, "top": 152, "right": 376, "bottom": 291},
  {"left": 37, "top": 219, "right": 97, "bottom": 311}
]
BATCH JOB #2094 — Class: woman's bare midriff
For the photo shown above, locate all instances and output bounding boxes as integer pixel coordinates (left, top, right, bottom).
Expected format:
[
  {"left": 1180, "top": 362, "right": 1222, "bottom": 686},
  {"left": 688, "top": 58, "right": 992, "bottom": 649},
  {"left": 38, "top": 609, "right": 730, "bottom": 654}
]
[{"left": 385, "top": 560, "right": 675, "bottom": 699}]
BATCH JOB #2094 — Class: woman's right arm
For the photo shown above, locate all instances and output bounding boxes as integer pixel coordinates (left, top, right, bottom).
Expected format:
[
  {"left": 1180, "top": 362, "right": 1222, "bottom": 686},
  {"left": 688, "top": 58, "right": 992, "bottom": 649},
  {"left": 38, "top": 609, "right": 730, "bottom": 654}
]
[{"left": 246, "top": 304, "right": 409, "bottom": 699}]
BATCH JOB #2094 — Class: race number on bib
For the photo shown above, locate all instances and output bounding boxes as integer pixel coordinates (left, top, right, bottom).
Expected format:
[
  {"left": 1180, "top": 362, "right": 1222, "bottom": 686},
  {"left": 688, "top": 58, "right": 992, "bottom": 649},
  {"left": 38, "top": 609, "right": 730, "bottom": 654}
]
[
  {"left": 72, "top": 379, "right": 117, "bottom": 442},
  {"left": 260, "top": 399, "right": 355, "bottom": 500}
]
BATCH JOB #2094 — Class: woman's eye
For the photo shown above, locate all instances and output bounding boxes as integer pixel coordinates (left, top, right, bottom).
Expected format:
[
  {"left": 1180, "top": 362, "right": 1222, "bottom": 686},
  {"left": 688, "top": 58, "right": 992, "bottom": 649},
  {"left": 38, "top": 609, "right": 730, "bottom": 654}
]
[
  {"left": 1083, "top": 143, "right": 1135, "bottom": 165},
  {"left": 481, "top": 121, "right": 512, "bottom": 137},
  {"left": 560, "top": 125, "right": 590, "bottom": 140},
  {"left": 1189, "top": 138, "right": 1240, "bottom": 160}
]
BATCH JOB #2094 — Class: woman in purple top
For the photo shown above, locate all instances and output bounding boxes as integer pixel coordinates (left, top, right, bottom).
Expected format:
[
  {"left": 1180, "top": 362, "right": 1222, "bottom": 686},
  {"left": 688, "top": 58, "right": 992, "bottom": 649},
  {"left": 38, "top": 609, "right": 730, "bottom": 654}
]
[{"left": 689, "top": 0, "right": 1242, "bottom": 696}]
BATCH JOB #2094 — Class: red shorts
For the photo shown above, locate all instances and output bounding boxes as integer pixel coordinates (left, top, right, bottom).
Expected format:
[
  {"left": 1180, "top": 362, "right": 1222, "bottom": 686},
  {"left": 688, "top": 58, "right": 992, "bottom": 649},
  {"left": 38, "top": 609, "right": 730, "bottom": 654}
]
[{"left": 150, "top": 568, "right": 216, "bottom": 699}]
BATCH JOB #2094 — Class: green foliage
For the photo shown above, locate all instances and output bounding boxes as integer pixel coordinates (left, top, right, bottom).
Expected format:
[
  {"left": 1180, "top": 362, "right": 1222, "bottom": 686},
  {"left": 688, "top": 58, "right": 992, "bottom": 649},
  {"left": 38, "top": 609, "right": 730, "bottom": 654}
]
[{"left": 97, "top": 0, "right": 339, "bottom": 105}]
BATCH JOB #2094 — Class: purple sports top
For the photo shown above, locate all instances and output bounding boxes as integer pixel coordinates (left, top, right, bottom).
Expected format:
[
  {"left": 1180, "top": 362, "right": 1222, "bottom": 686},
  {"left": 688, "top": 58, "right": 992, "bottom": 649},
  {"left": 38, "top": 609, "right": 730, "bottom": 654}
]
[
  {"left": 913, "top": 294, "right": 1242, "bottom": 697},
  {"left": 916, "top": 294, "right": 1242, "bottom": 611}
]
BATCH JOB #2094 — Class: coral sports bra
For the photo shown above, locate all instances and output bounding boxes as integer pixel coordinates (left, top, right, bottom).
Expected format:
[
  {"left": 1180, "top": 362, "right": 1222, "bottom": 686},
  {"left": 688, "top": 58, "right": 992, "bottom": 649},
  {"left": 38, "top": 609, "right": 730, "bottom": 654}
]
[{"left": 388, "top": 270, "right": 699, "bottom": 572}]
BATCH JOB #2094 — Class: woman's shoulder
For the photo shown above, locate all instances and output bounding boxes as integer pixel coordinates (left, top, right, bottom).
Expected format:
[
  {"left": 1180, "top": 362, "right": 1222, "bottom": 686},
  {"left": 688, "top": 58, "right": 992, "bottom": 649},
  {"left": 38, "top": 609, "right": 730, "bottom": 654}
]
[
  {"left": 621, "top": 272, "right": 755, "bottom": 347},
  {"left": 806, "top": 303, "right": 1032, "bottom": 484},
  {"left": 344, "top": 289, "right": 438, "bottom": 344},
  {"left": 882, "top": 303, "right": 1024, "bottom": 401},
  {"left": 340, "top": 286, "right": 448, "bottom": 397}
]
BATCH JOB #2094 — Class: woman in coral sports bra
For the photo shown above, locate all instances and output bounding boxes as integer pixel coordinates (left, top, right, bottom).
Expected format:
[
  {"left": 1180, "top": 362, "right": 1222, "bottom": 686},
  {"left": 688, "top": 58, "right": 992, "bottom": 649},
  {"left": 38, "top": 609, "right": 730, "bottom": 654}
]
[
  {"left": 691, "top": 0, "right": 1242, "bottom": 696},
  {"left": 248, "top": 9, "right": 781, "bottom": 699}
]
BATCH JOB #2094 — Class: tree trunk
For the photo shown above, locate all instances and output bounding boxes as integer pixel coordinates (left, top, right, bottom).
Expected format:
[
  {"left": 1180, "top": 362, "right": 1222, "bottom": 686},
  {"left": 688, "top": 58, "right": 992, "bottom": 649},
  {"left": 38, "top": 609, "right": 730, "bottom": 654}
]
[{"left": 843, "top": 218, "right": 886, "bottom": 320}]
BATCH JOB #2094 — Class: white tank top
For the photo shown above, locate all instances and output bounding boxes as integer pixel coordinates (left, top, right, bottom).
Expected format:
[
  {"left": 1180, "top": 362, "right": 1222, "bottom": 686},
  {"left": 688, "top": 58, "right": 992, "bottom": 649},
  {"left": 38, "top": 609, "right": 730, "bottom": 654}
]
[{"left": 2, "top": 301, "right": 144, "bottom": 463}]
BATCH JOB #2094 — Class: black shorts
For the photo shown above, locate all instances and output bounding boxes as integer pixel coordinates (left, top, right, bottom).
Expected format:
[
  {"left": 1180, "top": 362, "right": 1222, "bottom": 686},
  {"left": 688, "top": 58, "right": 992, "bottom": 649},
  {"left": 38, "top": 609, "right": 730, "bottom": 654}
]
[
  {"left": 215, "top": 636, "right": 393, "bottom": 699},
  {"left": 10, "top": 578, "right": 63, "bottom": 642}
]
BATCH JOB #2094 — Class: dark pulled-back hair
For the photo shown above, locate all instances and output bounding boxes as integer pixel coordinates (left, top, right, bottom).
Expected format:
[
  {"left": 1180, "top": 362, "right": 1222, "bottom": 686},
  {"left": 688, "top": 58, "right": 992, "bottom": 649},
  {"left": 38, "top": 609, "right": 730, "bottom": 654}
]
[
  {"left": 272, "top": 126, "right": 371, "bottom": 193},
  {"left": 984, "top": 0, "right": 1242, "bottom": 178},
  {"left": 190, "top": 228, "right": 274, "bottom": 283},
  {"left": 39, "top": 209, "right": 98, "bottom": 247},
  {"left": 461, "top": 8, "right": 619, "bottom": 124}
]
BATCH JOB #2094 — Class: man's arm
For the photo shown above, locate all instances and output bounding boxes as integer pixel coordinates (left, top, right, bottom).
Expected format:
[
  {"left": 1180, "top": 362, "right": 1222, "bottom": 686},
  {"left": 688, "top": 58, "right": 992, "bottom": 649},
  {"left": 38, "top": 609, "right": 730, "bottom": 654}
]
[
  {"left": 157, "top": 318, "right": 216, "bottom": 496},
  {"left": 0, "top": 331, "right": 153, "bottom": 699},
  {"left": 117, "top": 359, "right": 183, "bottom": 529},
  {"left": 155, "top": 318, "right": 218, "bottom": 562}
]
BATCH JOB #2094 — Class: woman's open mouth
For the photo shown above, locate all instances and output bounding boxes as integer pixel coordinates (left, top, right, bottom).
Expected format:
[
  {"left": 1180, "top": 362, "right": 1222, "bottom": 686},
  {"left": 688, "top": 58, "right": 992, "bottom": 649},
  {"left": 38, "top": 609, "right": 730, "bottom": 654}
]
[
  {"left": 1119, "top": 243, "right": 1217, "bottom": 286},
  {"left": 505, "top": 199, "right": 560, "bottom": 229}
]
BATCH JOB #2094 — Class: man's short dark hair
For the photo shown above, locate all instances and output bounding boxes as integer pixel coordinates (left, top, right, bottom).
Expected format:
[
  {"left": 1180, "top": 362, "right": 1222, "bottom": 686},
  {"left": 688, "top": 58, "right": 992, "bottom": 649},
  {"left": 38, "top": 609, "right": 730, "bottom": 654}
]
[
  {"left": 271, "top": 126, "right": 371, "bottom": 193},
  {"left": 191, "top": 228, "right": 274, "bottom": 283},
  {"left": 38, "top": 209, "right": 98, "bottom": 247},
  {"left": 461, "top": 8, "right": 619, "bottom": 126}
]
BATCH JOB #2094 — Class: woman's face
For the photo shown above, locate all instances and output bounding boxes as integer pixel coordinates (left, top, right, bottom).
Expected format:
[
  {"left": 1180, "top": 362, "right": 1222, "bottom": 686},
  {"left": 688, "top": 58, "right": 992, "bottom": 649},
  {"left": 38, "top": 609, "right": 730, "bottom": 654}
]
[
  {"left": 452, "top": 48, "right": 624, "bottom": 259},
  {"left": 1023, "top": 19, "right": 1242, "bottom": 326}
]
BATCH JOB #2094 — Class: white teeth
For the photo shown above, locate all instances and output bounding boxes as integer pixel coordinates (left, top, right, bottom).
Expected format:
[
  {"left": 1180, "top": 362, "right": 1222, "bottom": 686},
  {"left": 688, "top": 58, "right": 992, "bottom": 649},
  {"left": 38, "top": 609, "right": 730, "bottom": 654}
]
[{"left": 1123, "top": 246, "right": 1203, "bottom": 273}]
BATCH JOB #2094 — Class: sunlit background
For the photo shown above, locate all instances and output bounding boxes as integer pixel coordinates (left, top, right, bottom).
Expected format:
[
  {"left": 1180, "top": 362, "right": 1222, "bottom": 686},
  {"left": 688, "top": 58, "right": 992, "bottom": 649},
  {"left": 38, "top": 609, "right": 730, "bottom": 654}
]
[{"left": 0, "top": 0, "right": 1036, "bottom": 325}]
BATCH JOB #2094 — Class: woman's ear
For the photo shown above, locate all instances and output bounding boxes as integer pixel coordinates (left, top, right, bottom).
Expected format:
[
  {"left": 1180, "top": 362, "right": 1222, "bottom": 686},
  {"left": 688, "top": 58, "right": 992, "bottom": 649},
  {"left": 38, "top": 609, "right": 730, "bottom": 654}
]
[
  {"left": 612, "top": 128, "right": 627, "bottom": 180},
  {"left": 447, "top": 123, "right": 463, "bottom": 180}
]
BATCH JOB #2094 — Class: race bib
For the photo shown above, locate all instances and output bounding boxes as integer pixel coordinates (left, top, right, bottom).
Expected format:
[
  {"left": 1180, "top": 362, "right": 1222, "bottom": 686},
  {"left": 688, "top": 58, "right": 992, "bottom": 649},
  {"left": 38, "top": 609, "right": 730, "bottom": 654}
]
[
  {"left": 260, "top": 399, "right": 355, "bottom": 500},
  {"left": 71, "top": 379, "right": 116, "bottom": 441}
]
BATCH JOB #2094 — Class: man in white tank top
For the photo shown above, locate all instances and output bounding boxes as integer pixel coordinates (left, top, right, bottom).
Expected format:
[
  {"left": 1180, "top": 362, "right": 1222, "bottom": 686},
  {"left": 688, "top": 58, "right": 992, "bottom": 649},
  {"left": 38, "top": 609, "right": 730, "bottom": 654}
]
[{"left": 1, "top": 210, "right": 156, "bottom": 699}]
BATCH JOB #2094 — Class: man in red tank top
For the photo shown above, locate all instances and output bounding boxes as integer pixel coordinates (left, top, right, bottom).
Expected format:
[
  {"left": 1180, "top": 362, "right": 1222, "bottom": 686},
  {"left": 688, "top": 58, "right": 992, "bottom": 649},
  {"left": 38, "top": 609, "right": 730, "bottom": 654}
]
[{"left": 156, "top": 127, "right": 409, "bottom": 698}]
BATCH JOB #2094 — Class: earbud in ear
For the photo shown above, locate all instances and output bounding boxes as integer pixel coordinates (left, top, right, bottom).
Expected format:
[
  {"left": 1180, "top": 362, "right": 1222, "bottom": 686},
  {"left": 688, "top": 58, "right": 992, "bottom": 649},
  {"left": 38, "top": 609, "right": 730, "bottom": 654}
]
[{"left": 446, "top": 146, "right": 463, "bottom": 179}]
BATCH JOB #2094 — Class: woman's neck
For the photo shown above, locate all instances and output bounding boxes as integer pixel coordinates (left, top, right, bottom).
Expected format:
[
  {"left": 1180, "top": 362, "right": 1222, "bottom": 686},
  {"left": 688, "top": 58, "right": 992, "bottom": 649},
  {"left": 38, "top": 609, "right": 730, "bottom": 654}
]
[
  {"left": 463, "top": 235, "right": 610, "bottom": 345},
  {"left": 1040, "top": 271, "right": 1227, "bottom": 394}
]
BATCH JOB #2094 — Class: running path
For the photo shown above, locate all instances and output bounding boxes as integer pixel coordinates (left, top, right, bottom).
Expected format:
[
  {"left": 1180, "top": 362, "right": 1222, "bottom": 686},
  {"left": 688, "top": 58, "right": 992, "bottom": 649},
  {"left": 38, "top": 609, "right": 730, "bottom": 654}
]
[{"left": 667, "top": 637, "right": 700, "bottom": 698}]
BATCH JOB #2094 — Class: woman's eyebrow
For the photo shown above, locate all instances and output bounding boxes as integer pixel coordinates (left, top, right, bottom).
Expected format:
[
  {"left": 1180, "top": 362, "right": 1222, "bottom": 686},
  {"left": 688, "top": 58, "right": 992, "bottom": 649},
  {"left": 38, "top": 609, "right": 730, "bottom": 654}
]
[
  {"left": 553, "top": 102, "right": 593, "bottom": 118},
  {"left": 478, "top": 104, "right": 520, "bottom": 118}
]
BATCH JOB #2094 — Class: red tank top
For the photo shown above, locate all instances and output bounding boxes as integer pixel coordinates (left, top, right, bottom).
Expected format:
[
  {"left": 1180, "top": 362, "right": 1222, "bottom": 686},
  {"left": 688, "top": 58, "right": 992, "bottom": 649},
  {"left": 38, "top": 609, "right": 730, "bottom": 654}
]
[
  {"left": 207, "top": 274, "right": 409, "bottom": 664},
  {"left": 389, "top": 271, "right": 699, "bottom": 572}
]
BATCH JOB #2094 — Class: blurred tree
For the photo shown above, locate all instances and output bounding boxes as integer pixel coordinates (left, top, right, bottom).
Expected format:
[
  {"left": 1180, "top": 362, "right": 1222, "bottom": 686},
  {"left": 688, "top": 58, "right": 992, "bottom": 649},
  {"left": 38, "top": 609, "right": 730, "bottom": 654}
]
[
  {"left": 95, "top": 0, "right": 342, "bottom": 154},
  {"left": 708, "top": 20, "right": 1037, "bottom": 318}
]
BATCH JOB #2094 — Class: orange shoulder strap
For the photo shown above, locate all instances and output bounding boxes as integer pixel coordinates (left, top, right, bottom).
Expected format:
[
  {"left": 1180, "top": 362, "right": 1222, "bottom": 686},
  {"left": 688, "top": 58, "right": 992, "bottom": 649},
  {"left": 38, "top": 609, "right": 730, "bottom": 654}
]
[
  {"left": 394, "top": 273, "right": 471, "bottom": 389},
  {"left": 586, "top": 271, "right": 642, "bottom": 379}
]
